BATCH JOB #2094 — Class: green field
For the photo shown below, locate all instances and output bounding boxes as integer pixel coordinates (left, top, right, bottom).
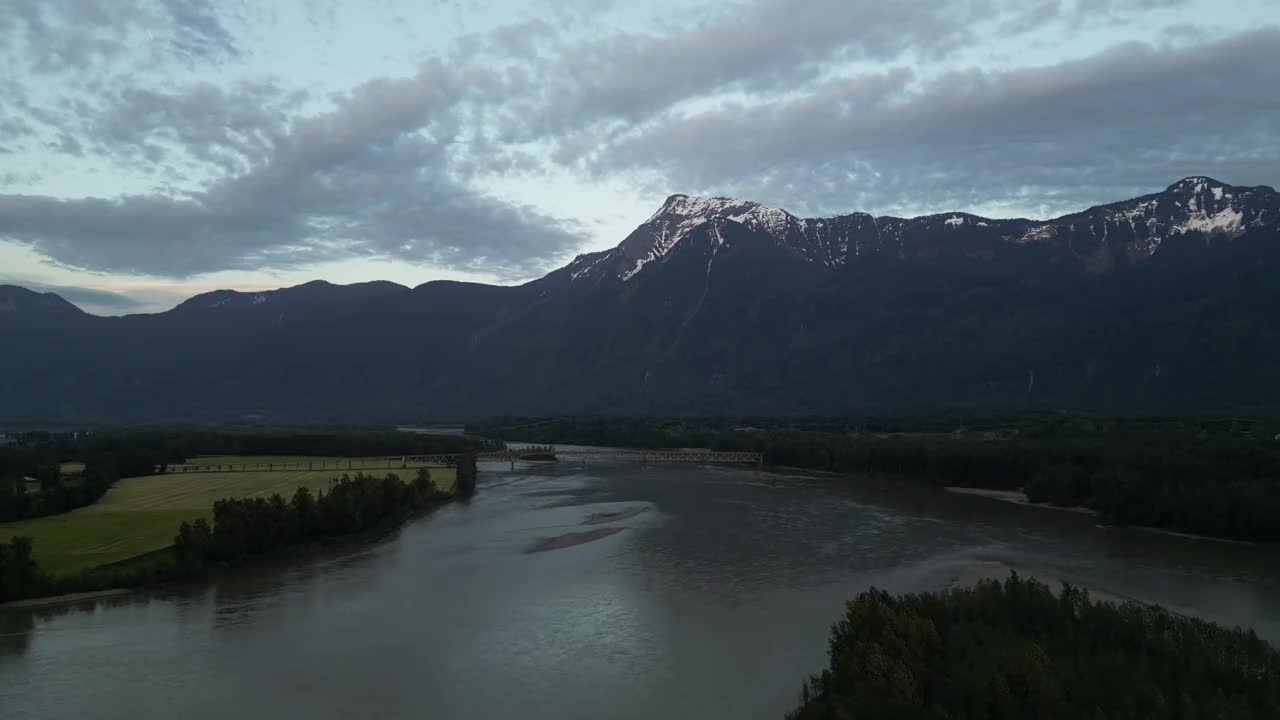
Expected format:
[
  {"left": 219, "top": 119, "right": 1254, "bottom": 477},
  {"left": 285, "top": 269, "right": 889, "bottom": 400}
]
[{"left": 0, "top": 460, "right": 455, "bottom": 576}]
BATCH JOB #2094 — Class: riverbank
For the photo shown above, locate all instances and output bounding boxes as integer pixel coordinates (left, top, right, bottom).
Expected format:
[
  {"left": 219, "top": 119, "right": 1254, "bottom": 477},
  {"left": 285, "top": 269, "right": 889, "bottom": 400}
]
[
  {"left": 2, "top": 474, "right": 459, "bottom": 607},
  {"left": 945, "top": 487, "right": 1265, "bottom": 545},
  {"left": 472, "top": 417, "right": 1280, "bottom": 543},
  {"left": 1, "top": 497, "right": 455, "bottom": 610}
]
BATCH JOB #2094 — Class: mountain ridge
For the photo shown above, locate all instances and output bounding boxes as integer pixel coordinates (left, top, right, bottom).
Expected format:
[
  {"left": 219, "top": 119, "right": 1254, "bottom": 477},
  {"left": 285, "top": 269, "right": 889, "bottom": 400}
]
[
  {"left": 3, "top": 176, "right": 1277, "bottom": 423},
  {"left": 9, "top": 176, "right": 1275, "bottom": 317},
  {"left": 559, "top": 175, "right": 1277, "bottom": 288}
]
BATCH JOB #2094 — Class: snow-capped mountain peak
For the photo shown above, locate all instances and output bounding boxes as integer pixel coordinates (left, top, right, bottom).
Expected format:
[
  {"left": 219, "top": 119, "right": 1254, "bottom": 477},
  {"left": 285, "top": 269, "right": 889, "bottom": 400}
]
[
  {"left": 1166, "top": 176, "right": 1226, "bottom": 194},
  {"left": 647, "top": 194, "right": 795, "bottom": 234},
  {"left": 558, "top": 178, "right": 1279, "bottom": 286},
  {"left": 614, "top": 195, "right": 799, "bottom": 281}
]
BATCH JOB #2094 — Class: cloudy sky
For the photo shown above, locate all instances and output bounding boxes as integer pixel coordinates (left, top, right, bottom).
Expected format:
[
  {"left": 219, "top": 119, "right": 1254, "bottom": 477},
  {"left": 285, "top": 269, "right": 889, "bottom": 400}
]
[{"left": 2, "top": 0, "right": 1277, "bottom": 313}]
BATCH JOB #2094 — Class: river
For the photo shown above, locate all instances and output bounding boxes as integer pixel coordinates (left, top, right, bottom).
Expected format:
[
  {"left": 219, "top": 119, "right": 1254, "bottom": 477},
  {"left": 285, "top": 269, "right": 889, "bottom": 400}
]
[{"left": 3, "top": 459, "right": 1278, "bottom": 719}]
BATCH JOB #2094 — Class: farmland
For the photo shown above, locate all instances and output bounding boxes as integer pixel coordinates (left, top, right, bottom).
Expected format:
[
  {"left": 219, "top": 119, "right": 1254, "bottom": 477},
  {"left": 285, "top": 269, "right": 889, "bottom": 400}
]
[{"left": 0, "top": 460, "right": 455, "bottom": 576}]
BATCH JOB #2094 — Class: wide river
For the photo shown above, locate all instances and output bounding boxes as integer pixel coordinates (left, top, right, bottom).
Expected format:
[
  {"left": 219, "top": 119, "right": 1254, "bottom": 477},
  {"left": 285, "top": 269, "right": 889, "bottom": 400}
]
[{"left": 3, "top": 457, "right": 1278, "bottom": 719}]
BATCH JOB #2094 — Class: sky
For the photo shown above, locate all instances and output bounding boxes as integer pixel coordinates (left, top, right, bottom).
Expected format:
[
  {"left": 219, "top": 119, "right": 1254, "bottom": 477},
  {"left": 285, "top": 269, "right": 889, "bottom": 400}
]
[{"left": 1, "top": 0, "right": 1278, "bottom": 314}]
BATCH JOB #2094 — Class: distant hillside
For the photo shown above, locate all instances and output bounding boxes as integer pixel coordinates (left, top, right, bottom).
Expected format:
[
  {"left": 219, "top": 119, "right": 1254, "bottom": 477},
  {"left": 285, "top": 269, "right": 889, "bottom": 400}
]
[{"left": 2, "top": 177, "right": 1278, "bottom": 422}]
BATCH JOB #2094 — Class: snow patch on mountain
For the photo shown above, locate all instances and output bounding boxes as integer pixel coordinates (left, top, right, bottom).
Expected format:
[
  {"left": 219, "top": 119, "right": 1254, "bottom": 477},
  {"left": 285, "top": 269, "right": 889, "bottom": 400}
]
[
  {"left": 621, "top": 215, "right": 708, "bottom": 281},
  {"left": 1173, "top": 206, "right": 1245, "bottom": 236},
  {"left": 567, "top": 252, "right": 611, "bottom": 282},
  {"left": 1015, "top": 224, "right": 1058, "bottom": 245},
  {"left": 726, "top": 204, "right": 793, "bottom": 237}
]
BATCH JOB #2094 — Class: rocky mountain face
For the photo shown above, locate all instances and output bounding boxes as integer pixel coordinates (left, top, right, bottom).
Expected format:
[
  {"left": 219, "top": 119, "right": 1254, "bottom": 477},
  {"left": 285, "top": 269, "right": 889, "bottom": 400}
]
[
  {"left": 560, "top": 176, "right": 1277, "bottom": 283},
  {"left": 2, "top": 177, "right": 1277, "bottom": 422}
]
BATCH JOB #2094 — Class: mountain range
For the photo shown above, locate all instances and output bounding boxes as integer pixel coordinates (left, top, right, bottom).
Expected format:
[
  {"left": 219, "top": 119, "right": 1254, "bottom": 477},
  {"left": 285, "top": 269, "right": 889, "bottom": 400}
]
[{"left": 3, "top": 176, "right": 1278, "bottom": 423}]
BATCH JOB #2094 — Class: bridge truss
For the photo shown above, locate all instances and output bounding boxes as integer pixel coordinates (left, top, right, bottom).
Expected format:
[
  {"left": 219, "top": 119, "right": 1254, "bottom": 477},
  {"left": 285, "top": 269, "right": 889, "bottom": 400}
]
[{"left": 161, "top": 447, "right": 763, "bottom": 474}]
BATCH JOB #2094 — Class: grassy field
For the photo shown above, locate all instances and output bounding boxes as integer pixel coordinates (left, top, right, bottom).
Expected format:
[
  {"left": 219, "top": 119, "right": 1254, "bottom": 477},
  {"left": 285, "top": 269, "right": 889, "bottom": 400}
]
[{"left": 0, "top": 460, "right": 455, "bottom": 576}]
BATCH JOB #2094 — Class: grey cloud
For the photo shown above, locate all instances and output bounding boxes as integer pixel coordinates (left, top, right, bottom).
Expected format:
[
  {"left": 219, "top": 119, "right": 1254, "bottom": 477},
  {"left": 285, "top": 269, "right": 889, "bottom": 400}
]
[
  {"left": 998, "top": 1, "right": 1063, "bottom": 33},
  {"left": 0, "top": 62, "right": 583, "bottom": 278},
  {"left": 88, "top": 81, "right": 307, "bottom": 173},
  {"left": 1078, "top": 0, "right": 1191, "bottom": 12},
  {"left": 0, "top": 276, "right": 144, "bottom": 312},
  {"left": 590, "top": 28, "right": 1280, "bottom": 217},
  {"left": 40, "top": 284, "right": 142, "bottom": 312},
  {"left": 160, "top": 0, "right": 240, "bottom": 60},
  {"left": 487, "top": 0, "right": 1207, "bottom": 156},
  {"left": 46, "top": 133, "right": 85, "bottom": 157},
  {"left": 498, "top": 0, "right": 1194, "bottom": 145},
  {"left": 0, "top": 0, "right": 240, "bottom": 74},
  {"left": 0, "top": 115, "right": 36, "bottom": 139},
  {"left": 499, "top": 0, "right": 994, "bottom": 145}
]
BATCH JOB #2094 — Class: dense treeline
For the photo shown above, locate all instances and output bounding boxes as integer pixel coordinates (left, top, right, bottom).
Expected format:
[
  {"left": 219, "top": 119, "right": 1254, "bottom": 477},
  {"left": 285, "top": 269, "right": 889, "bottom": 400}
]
[
  {"left": 60, "top": 427, "right": 477, "bottom": 463},
  {"left": 0, "top": 536, "right": 40, "bottom": 603},
  {"left": 471, "top": 414, "right": 1280, "bottom": 445},
  {"left": 0, "top": 446, "right": 166, "bottom": 522},
  {"left": 787, "top": 575, "right": 1280, "bottom": 719},
  {"left": 1, "top": 469, "right": 451, "bottom": 603},
  {"left": 173, "top": 469, "right": 447, "bottom": 569},
  {"left": 471, "top": 416, "right": 1280, "bottom": 541}
]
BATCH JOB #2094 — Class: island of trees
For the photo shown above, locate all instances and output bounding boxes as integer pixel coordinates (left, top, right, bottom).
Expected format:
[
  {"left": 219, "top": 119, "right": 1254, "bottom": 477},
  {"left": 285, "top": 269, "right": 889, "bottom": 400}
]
[{"left": 787, "top": 574, "right": 1280, "bottom": 719}]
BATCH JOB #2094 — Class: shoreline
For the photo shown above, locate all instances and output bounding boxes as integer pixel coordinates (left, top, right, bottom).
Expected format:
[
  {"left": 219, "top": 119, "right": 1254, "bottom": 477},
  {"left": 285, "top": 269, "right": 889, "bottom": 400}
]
[
  {"left": 945, "top": 487, "right": 1261, "bottom": 545},
  {"left": 1, "top": 588, "right": 133, "bottom": 610},
  {"left": 2, "top": 496, "right": 456, "bottom": 610},
  {"left": 945, "top": 486, "right": 1096, "bottom": 515},
  {"left": 1123, "top": 524, "right": 1258, "bottom": 546}
]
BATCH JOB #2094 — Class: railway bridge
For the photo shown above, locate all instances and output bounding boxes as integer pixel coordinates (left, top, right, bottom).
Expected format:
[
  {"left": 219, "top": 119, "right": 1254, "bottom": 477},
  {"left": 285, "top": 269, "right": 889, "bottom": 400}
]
[
  {"left": 162, "top": 446, "right": 763, "bottom": 474},
  {"left": 478, "top": 446, "right": 764, "bottom": 470}
]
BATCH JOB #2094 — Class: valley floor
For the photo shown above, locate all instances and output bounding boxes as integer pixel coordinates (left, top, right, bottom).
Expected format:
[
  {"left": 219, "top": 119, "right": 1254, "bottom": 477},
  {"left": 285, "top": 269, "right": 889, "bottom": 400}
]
[{"left": 0, "top": 459, "right": 455, "bottom": 577}]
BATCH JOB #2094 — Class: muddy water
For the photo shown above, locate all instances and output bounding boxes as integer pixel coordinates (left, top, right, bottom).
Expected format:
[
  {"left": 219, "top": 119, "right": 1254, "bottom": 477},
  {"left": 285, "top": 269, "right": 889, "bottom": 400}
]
[{"left": 2, "top": 461, "right": 1277, "bottom": 719}]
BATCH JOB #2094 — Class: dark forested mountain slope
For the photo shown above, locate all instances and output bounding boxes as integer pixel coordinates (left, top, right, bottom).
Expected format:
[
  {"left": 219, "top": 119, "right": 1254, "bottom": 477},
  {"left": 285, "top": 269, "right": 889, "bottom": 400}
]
[{"left": 2, "top": 177, "right": 1277, "bottom": 422}]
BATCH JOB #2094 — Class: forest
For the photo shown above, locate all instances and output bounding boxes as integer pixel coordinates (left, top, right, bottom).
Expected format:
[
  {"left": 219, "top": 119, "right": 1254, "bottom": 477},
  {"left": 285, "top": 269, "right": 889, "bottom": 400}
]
[
  {"left": 0, "top": 447, "right": 161, "bottom": 522},
  {"left": 470, "top": 415, "right": 1280, "bottom": 542},
  {"left": 786, "top": 575, "right": 1280, "bottom": 719},
  {"left": 0, "top": 469, "right": 452, "bottom": 603}
]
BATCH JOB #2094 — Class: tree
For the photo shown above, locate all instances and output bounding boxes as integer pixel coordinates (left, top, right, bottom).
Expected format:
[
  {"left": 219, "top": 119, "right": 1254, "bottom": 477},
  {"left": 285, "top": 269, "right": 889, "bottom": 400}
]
[{"left": 0, "top": 536, "right": 44, "bottom": 602}]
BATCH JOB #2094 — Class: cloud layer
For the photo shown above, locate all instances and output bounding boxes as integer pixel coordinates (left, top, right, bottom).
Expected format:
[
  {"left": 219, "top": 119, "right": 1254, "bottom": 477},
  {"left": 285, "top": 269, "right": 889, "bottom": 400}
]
[{"left": 0, "top": 0, "right": 1276, "bottom": 282}]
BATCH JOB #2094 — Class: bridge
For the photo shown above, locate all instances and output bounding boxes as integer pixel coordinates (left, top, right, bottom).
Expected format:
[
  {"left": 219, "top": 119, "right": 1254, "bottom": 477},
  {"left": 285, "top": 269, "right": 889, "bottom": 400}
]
[
  {"left": 162, "top": 446, "right": 763, "bottom": 474},
  {"left": 478, "top": 446, "right": 764, "bottom": 469}
]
